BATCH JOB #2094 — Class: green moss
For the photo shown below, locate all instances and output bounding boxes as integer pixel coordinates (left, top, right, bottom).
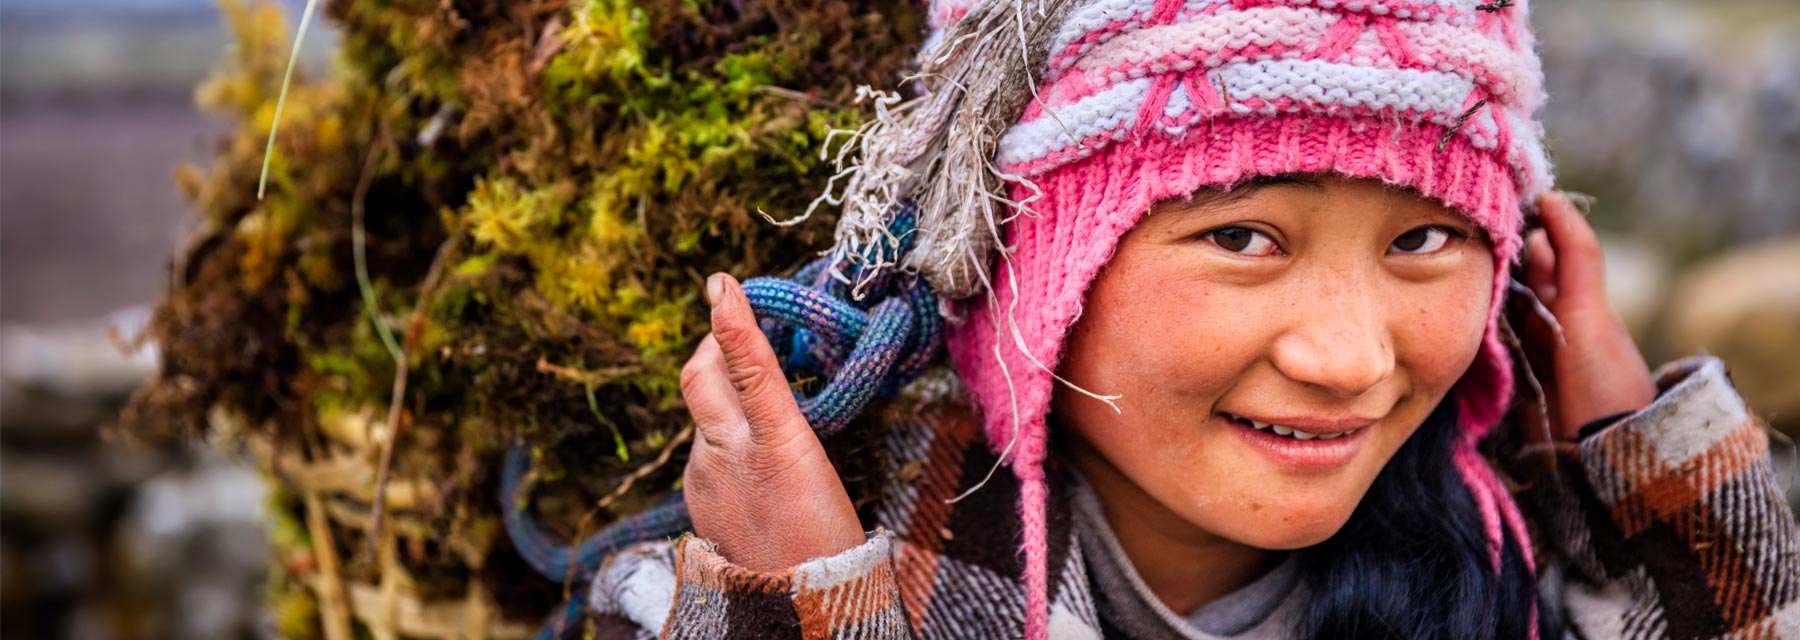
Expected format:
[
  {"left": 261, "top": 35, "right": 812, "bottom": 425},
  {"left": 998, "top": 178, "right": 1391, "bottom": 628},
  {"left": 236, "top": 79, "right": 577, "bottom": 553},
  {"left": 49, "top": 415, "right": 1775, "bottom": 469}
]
[
  {"left": 465, "top": 177, "right": 577, "bottom": 253},
  {"left": 127, "top": 0, "right": 923, "bottom": 625},
  {"left": 268, "top": 578, "right": 320, "bottom": 639}
]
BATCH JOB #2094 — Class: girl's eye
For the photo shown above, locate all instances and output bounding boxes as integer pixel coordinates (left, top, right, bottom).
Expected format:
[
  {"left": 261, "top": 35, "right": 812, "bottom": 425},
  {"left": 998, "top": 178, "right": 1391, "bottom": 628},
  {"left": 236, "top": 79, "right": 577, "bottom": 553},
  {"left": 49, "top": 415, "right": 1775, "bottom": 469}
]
[
  {"left": 1390, "top": 226, "right": 1459, "bottom": 254},
  {"left": 1205, "top": 227, "right": 1281, "bottom": 256}
]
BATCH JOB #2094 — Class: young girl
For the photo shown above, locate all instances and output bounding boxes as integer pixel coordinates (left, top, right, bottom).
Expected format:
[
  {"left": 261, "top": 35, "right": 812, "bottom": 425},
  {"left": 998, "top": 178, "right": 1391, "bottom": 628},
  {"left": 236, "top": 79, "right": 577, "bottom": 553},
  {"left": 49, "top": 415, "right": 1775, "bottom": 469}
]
[{"left": 583, "top": 0, "right": 1800, "bottom": 637}]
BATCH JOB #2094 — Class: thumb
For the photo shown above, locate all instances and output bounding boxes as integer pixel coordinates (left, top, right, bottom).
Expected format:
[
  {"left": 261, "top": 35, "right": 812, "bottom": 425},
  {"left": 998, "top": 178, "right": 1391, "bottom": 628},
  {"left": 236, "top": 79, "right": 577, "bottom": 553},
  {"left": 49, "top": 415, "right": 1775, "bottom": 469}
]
[{"left": 706, "top": 273, "right": 812, "bottom": 449}]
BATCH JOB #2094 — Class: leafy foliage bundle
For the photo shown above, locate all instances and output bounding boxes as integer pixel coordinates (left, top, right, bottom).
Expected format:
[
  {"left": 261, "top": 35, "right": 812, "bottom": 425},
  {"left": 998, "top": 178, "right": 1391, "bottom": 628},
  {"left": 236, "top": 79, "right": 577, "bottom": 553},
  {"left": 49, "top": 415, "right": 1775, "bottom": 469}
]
[{"left": 121, "top": 0, "right": 922, "bottom": 634}]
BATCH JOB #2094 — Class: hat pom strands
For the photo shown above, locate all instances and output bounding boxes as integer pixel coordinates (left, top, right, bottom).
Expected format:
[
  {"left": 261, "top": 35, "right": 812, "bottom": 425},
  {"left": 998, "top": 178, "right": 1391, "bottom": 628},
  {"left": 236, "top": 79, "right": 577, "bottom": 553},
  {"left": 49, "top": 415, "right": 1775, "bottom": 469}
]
[{"left": 794, "top": 0, "right": 1082, "bottom": 301}]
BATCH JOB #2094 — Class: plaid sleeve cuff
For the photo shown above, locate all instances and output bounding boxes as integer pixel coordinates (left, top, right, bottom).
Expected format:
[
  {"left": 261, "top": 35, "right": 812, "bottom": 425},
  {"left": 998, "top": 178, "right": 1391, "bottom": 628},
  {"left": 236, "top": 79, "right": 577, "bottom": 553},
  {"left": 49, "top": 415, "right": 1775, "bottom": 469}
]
[
  {"left": 1577, "top": 356, "right": 1770, "bottom": 517},
  {"left": 791, "top": 530, "right": 910, "bottom": 639},
  {"left": 1560, "top": 356, "right": 1800, "bottom": 635},
  {"left": 666, "top": 530, "right": 908, "bottom": 639}
]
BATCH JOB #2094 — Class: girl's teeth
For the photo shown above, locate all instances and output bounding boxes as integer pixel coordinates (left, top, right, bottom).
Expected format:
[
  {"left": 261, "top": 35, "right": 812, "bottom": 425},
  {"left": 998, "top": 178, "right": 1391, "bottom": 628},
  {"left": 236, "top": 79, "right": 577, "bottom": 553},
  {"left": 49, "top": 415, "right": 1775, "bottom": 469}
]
[{"left": 1239, "top": 415, "right": 1359, "bottom": 441}]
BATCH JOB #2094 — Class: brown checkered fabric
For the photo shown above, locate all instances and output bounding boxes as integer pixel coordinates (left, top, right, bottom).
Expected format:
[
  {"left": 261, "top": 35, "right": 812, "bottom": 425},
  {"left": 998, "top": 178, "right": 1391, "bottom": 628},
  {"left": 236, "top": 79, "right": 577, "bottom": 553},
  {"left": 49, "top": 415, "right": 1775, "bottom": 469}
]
[
  {"left": 654, "top": 533, "right": 910, "bottom": 639},
  {"left": 1529, "top": 357, "right": 1800, "bottom": 639},
  {"left": 588, "top": 357, "right": 1800, "bottom": 639}
]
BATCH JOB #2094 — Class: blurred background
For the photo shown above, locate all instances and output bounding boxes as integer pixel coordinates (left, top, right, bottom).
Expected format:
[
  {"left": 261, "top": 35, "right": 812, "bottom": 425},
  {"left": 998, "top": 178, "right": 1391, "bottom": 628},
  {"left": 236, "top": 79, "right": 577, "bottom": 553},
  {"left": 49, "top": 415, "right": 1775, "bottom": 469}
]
[
  {"left": 1, "top": 0, "right": 1795, "bottom": 638},
  {"left": 3, "top": 1, "right": 330, "bottom": 637}
]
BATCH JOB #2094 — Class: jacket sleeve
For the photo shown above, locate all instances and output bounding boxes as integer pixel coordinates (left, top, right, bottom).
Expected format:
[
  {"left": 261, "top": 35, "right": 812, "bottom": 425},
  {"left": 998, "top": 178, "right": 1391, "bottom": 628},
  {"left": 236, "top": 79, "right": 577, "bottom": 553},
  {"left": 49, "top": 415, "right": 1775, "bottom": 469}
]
[
  {"left": 1523, "top": 356, "right": 1800, "bottom": 638},
  {"left": 587, "top": 530, "right": 913, "bottom": 639}
]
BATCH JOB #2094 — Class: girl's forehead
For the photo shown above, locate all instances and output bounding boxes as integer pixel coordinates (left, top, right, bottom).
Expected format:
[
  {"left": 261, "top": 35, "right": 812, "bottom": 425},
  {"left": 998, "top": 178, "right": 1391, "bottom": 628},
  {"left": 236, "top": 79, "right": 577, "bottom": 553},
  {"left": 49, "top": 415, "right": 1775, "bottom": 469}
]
[{"left": 1157, "top": 174, "right": 1458, "bottom": 216}]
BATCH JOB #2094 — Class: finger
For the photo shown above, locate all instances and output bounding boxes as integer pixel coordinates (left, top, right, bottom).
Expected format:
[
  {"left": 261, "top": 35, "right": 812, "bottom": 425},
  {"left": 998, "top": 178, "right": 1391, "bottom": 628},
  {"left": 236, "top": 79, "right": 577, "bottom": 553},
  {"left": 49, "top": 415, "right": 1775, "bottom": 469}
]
[
  {"left": 706, "top": 273, "right": 812, "bottom": 450},
  {"left": 1518, "top": 228, "right": 1564, "bottom": 371},
  {"left": 680, "top": 334, "right": 748, "bottom": 448},
  {"left": 1536, "top": 192, "right": 1607, "bottom": 313},
  {"left": 1523, "top": 229, "right": 1558, "bottom": 308}
]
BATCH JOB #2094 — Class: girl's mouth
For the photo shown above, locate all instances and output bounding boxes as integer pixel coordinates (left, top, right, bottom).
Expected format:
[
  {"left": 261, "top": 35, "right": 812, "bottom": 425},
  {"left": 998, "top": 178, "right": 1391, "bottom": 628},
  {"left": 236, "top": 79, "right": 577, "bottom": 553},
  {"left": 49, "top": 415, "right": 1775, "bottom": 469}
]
[
  {"left": 1223, "top": 413, "right": 1360, "bottom": 440},
  {"left": 1219, "top": 412, "right": 1369, "bottom": 470}
]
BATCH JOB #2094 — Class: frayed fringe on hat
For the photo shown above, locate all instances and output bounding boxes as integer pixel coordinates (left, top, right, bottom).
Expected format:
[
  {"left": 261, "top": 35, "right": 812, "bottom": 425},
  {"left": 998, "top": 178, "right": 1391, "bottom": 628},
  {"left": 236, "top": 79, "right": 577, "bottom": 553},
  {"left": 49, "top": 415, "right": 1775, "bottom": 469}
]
[{"left": 784, "top": 0, "right": 1080, "bottom": 301}]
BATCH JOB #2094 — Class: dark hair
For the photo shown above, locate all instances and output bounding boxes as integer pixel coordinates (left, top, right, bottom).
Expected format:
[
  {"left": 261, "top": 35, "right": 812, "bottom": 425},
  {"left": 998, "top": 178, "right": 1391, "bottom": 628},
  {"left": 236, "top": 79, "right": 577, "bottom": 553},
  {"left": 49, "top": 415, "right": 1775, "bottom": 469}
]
[{"left": 1290, "top": 400, "right": 1553, "bottom": 639}]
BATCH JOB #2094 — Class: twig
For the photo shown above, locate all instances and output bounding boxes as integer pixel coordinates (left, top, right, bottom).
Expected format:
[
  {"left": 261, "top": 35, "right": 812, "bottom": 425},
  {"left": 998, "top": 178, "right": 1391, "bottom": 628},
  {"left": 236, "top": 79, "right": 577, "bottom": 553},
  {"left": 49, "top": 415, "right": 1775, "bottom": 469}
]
[
  {"left": 534, "top": 358, "right": 639, "bottom": 386},
  {"left": 757, "top": 85, "right": 848, "bottom": 110},
  {"left": 528, "top": 14, "right": 567, "bottom": 74},
  {"left": 586, "top": 385, "right": 629, "bottom": 462},
  {"left": 1439, "top": 99, "right": 1487, "bottom": 153},
  {"left": 259, "top": 0, "right": 324, "bottom": 200},
  {"left": 594, "top": 424, "right": 693, "bottom": 512},
  {"left": 1497, "top": 313, "right": 1558, "bottom": 478},
  {"left": 533, "top": 358, "right": 641, "bottom": 461},
  {"left": 375, "top": 527, "right": 401, "bottom": 638},
  {"left": 303, "top": 491, "right": 354, "bottom": 640},
  {"left": 416, "top": 104, "right": 456, "bottom": 147},
  {"left": 1508, "top": 278, "right": 1566, "bottom": 347},
  {"left": 365, "top": 362, "right": 411, "bottom": 563},
  {"left": 353, "top": 144, "right": 404, "bottom": 363},
  {"left": 364, "top": 218, "right": 467, "bottom": 562}
]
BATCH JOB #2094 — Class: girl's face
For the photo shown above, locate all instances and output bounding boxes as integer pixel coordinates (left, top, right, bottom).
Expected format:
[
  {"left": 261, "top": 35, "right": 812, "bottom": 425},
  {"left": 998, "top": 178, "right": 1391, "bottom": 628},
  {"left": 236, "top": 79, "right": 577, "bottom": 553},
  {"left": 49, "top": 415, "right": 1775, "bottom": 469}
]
[{"left": 1054, "top": 175, "right": 1494, "bottom": 550}]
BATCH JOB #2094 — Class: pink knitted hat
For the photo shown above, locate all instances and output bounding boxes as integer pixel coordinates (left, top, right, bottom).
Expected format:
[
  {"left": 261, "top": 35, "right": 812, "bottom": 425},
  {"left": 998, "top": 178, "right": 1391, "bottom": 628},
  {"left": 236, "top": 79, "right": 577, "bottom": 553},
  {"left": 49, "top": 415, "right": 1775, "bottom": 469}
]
[{"left": 827, "top": 1, "right": 1551, "bottom": 637}]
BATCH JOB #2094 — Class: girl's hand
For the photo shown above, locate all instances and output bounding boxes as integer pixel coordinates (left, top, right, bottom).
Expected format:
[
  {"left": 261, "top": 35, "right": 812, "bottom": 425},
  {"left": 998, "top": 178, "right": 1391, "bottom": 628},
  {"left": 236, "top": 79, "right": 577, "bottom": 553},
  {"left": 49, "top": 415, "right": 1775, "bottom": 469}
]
[
  {"left": 680, "top": 273, "right": 865, "bottom": 572},
  {"left": 1518, "top": 192, "right": 1658, "bottom": 440}
]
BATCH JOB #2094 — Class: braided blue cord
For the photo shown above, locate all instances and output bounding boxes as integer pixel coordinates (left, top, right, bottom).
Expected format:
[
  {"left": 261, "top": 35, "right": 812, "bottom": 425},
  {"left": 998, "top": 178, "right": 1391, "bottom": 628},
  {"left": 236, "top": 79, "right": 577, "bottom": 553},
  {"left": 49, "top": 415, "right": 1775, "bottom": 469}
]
[
  {"left": 502, "top": 443, "right": 692, "bottom": 584},
  {"left": 532, "top": 596, "right": 589, "bottom": 640},
  {"left": 755, "top": 207, "right": 941, "bottom": 401},
  {"left": 504, "top": 207, "right": 941, "bottom": 631},
  {"left": 739, "top": 285, "right": 915, "bottom": 435}
]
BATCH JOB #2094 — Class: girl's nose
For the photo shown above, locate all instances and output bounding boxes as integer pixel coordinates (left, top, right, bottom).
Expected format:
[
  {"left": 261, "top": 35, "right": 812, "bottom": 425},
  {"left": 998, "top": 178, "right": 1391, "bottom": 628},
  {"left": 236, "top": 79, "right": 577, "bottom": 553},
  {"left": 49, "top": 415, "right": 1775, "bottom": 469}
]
[{"left": 1268, "top": 295, "right": 1396, "bottom": 399}]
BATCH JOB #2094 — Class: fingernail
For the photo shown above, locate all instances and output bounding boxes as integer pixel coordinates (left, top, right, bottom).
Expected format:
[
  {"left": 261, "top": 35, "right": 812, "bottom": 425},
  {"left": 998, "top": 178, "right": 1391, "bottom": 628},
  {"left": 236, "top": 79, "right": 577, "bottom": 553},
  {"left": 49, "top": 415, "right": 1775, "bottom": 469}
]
[{"left": 705, "top": 273, "right": 725, "bottom": 307}]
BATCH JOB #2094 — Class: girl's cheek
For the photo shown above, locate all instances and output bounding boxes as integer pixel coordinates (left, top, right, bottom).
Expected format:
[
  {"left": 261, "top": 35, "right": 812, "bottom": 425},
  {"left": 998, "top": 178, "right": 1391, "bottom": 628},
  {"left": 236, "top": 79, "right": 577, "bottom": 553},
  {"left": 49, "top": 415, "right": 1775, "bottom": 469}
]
[
  {"left": 1399, "top": 277, "right": 1491, "bottom": 385},
  {"left": 1149, "top": 300, "right": 1255, "bottom": 392},
  {"left": 1094, "top": 260, "right": 1233, "bottom": 373}
]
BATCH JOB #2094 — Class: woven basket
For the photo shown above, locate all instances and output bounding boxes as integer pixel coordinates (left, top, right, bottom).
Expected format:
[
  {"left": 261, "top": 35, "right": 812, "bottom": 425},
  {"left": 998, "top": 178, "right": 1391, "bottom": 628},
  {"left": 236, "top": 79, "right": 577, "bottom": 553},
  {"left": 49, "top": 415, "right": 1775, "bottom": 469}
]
[{"left": 229, "top": 407, "right": 542, "bottom": 640}]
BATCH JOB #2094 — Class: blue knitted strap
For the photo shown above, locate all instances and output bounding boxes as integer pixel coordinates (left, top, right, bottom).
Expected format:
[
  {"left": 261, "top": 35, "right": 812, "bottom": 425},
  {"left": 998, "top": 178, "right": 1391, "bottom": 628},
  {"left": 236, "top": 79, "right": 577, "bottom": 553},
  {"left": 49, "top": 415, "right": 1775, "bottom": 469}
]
[
  {"left": 740, "top": 282, "right": 916, "bottom": 435},
  {"left": 799, "top": 296, "right": 913, "bottom": 435},
  {"left": 742, "top": 279, "right": 872, "bottom": 345},
  {"left": 501, "top": 443, "right": 691, "bottom": 583},
  {"left": 891, "top": 280, "right": 943, "bottom": 393},
  {"left": 502, "top": 206, "right": 943, "bottom": 629},
  {"left": 532, "top": 596, "right": 588, "bottom": 640}
]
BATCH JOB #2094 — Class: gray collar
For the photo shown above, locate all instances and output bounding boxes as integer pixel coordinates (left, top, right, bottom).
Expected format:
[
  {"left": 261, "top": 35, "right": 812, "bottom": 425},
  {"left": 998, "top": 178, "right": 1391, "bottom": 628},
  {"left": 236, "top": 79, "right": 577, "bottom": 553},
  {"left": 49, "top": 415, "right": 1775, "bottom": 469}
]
[{"left": 1071, "top": 475, "right": 1301, "bottom": 639}]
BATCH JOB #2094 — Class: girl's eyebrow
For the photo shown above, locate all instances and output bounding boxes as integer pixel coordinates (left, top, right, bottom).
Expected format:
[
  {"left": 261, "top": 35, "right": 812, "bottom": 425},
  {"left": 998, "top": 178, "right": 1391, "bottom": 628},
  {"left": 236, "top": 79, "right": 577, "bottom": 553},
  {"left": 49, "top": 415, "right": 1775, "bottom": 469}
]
[{"left": 1167, "top": 175, "right": 1323, "bottom": 213}]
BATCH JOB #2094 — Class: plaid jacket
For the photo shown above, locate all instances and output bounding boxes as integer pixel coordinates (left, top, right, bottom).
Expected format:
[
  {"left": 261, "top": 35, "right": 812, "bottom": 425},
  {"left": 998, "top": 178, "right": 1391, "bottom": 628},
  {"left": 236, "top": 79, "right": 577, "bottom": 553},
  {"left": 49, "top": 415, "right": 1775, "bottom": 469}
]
[{"left": 587, "top": 357, "right": 1800, "bottom": 638}]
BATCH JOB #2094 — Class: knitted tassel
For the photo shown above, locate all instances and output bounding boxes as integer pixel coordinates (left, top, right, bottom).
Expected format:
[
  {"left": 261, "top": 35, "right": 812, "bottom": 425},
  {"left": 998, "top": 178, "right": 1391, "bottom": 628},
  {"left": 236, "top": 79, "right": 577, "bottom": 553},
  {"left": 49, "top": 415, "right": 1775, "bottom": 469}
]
[
  {"left": 1016, "top": 462, "right": 1051, "bottom": 640},
  {"left": 1453, "top": 434, "right": 1541, "bottom": 640},
  {"left": 1453, "top": 444, "right": 1506, "bottom": 573},
  {"left": 805, "top": 0, "right": 1080, "bottom": 300}
]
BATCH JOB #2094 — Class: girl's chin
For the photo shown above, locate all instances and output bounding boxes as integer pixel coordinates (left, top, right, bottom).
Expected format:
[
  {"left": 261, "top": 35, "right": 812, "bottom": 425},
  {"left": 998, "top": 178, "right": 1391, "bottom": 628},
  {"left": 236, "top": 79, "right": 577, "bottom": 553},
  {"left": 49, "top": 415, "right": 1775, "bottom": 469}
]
[
  {"left": 1205, "top": 504, "right": 1354, "bottom": 550},
  {"left": 1169, "top": 475, "right": 1368, "bottom": 550}
]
